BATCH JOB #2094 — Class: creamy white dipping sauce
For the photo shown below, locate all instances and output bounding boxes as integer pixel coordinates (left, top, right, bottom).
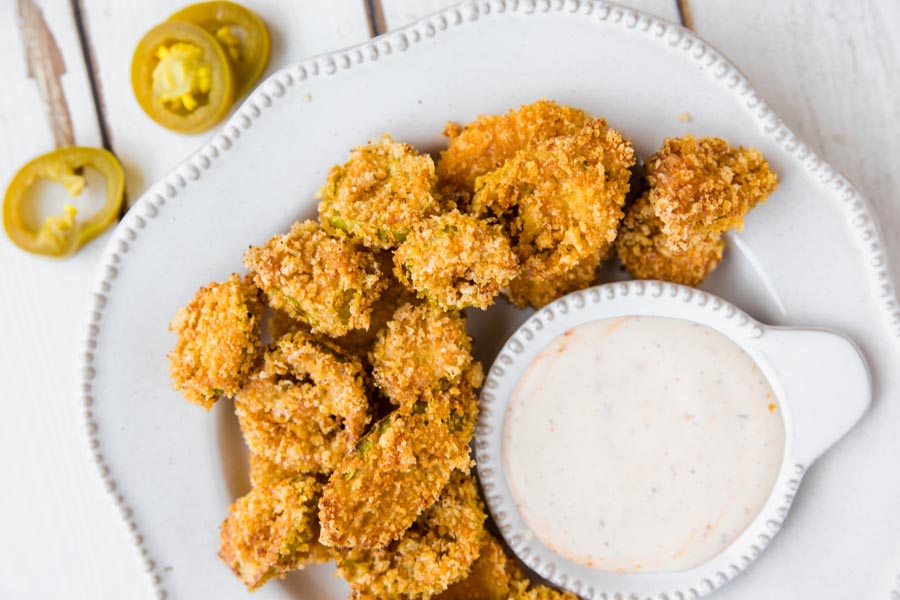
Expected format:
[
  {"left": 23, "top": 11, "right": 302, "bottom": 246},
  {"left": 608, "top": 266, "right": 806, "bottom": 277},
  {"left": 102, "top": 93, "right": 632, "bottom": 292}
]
[{"left": 503, "top": 316, "right": 785, "bottom": 573}]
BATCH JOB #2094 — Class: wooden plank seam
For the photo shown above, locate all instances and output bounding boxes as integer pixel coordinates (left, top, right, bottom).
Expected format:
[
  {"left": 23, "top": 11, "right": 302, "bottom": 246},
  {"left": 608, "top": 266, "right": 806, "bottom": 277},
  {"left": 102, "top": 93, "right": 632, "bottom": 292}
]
[
  {"left": 365, "top": 0, "right": 387, "bottom": 37},
  {"left": 675, "top": 0, "right": 693, "bottom": 29},
  {"left": 69, "top": 0, "right": 124, "bottom": 213}
]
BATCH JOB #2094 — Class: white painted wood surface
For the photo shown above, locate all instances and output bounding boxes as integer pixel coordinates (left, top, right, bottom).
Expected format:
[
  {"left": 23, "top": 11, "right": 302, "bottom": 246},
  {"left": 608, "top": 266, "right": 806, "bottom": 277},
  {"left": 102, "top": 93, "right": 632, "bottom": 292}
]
[
  {"left": 80, "top": 0, "right": 371, "bottom": 203},
  {"left": 0, "top": 1, "right": 897, "bottom": 598},
  {"left": 381, "top": 0, "right": 679, "bottom": 28}
]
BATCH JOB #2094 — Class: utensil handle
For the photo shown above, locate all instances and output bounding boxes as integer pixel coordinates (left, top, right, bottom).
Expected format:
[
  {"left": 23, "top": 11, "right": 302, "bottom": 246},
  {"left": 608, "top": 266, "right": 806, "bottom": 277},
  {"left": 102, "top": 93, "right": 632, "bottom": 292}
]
[{"left": 757, "top": 328, "right": 871, "bottom": 466}]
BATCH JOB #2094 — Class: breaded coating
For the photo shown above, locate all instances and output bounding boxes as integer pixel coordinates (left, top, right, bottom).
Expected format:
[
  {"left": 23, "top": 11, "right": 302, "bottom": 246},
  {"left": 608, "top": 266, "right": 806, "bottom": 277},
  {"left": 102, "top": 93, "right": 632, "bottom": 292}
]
[
  {"left": 338, "top": 472, "right": 486, "bottom": 599},
  {"left": 249, "top": 452, "right": 300, "bottom": 488},
  {"left": 436, "top": 100, "right": 591, "bottom": 206},
  {"left": 394, "top": 211, "right": 518, "bottom": 310},
  {"left": 646, "top": 135, "right": 778, "bottom": 251},
  {"left": 505, "top": 245, "right": 606, "bottom": 309},
  {"left": 319, "top": 134, "right": 441, "bottom": 249},
  {"left": 244, "top": 220, "right": 387, "bottom": 337},
  {"left": 471, "top": 119, "right": 635, "bottom": 279},
  {"left": 265, "top": 308, "right": 308, "bottom": 343},
  {"left": 421, "top": 362, "right": 484, "bottom": 449},
  {"left": 267, "top": 270, "right": 414, "bottom": 363},
  {"left": 435, "top": 533, "right": 525, "bottom": 600},
  {"left": 511, "top": 582, "right": 579, "bottom": 600},
  {"left": 437, "top": 532, "right": 577, "bottom": 600},
  {"left": 219, "top": 475, "right": 331, "bottom": 590},
  {"left": 333, "top": 262, "right": 416, "bottom": 358},
  {"left": 235, "top": 331, "right": 370, "bottom": 473},
  {"left": 616, "top": 191, "right": 724, "bottom": 286},
  {"left": 318, "top": 408, "right": 471, "bottom": 549},
  {"left": 168, "top": 273, "right": 263, "bottom": 410},
  {"left": 371, "top": 303, "right": 473, "bottom": 408}
]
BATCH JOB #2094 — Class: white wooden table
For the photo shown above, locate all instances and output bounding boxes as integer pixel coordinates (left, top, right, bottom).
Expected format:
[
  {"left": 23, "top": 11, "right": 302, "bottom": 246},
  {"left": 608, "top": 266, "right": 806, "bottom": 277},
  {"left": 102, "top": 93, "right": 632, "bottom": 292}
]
[{"left": 1, "top": 1, "right": 897, "bottom": 597}]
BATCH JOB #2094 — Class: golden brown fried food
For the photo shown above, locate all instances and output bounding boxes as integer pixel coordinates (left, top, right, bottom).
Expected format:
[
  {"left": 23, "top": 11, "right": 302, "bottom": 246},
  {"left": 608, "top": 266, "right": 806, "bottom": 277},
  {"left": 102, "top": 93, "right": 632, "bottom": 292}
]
[
  {"left": 267, "top": 265, "right": 414, "bottom": 363},
  {"left": 319, "top": 134, "right": 441, "bottom": 249},
  {"left": 248, "top": 452, "right": 300, "bottom": 488},
  {"left": 332, "top": 261, "right": 417, "bottom": 358},
  {"left": 338, "top": 471, "right": 486, "bottom": 599},
  {"left": 471, "top": 118, "right": 635, "bottom": 279},
  {"left": 235, "top": 331, "right": 370, "bottom": 473},
  {"left": 244, "top": 220, "right": 387, "bottom": 337},
  {"left": 371, "top": 303, "right": 473, "bottom": 408},
  {"left": 168, "top": 273, "right": 263, "bottom": 410},
  {"left": 646, "top": 135, "right": 778, "bottom": 251},
  {"left": 435, "top": 533, "right": 525, "bottom": 600},
  {"left": 422, "top": 361, "right": 484, "bottom": 448},
  {"left": 616, "top": 190, "right": 725, "bottom": 286},
  {"left": 219, "top": 475, "right": 331, "bottom": 590},
  {"left": 265, "top": 308, "right": 308, "bottom": 342},
  {"left": 505, "top": 245, "right": 606, "bottom": 309},
  {"left": 437, "top": 531, "right": 577, "bottom": 600},
  {"left": 394, "top": 210, "right": 518, "bottom": 310},
  {"left": 318, "top": 408, "right": 472, "bottom": 549},
  {"left": 511, "top": 582, "right": 580, "bottom": 600},
  {"left": 436, "top": 100, "right": 591, "bottom": 206}
]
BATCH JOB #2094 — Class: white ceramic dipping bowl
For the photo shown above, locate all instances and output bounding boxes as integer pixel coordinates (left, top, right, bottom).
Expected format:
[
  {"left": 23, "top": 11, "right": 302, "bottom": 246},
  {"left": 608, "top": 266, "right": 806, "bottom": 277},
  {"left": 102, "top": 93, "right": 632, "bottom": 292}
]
[{"left": 475, "top": 280, "right": 871, "bottom": 600}]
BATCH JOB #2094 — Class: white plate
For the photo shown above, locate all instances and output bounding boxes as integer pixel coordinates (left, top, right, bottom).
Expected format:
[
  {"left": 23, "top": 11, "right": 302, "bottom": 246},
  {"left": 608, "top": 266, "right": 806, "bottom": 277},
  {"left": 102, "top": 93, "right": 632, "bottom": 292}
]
[{"left": 80, "top": 1, "right": 900, "bottom": 599}]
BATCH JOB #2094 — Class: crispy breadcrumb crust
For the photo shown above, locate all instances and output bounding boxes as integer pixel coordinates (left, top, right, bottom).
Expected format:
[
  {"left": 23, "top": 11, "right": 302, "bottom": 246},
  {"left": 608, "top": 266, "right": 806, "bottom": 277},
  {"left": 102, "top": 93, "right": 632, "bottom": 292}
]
[
  {"left": 168, "top": 273, "right": 263, "bottom": 410},
  {"left": 267, "top": 267, "right": 415, "bottom": 362},
  {"left": 436, "top": 100, "right": 591, "bottom": 207},
  {"left": 319, "top": 134, "right": 441, "bottom": 249},
  {"left": 244, "top": 220, "right": 387, "bottom": 337},
  {"left": 338, "top": 471, "right": 486, "bottom": 599},
  {"left": 436, "top": 532, "right": 577, "bottom": 600},
  {"left": 505, "top": 245, "right": 607, "bottom": 309},
  {"left": 646, "top": 135, "right": 778, "bottom": 251},
  {"left": 616, "top": 190, "right": 724, "bottom": 286},
  {"left": 511, "top": 582, "right": 580, "bottom": 600},
  {"left": 394, "top": 210, "right": 518, "bottom": 310},
  {"left": 218, "top": 475, "right": 331, "bottom": 590},
  {"left": 371, "top": 303, "right": 473, "bottom": 408},
  {"left": 333, "top": 262, "right": 416, "bottom": 358},
  {"left": 435, "top": 533, "right": 525, "bottom": 600},
  {"left": 248, "top": 452, "right": 301, "bottom": 488},
  {"left": 235, "top": 331, "right": 370, "bottom": 473},
  {"left": 471, "top": 118, "right": 635, "bottom": 279},
  {"left": 318, "top": 409, "right": 472, "bottom": 549},
  {"left": 265, "top": 308, "right": 309, "bottom": 343}
]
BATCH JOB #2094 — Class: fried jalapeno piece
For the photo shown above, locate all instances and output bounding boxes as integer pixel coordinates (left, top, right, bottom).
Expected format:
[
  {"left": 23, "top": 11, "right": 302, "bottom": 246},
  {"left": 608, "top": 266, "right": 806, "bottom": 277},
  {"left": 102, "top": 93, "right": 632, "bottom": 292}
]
[
  {"left": 436, "top": 532, "right": 578, "bottom": 600},
  {"left": 616, "top": 191, "right": 724, "bottom": 286},
  {"left": 244, "top": 220, "right": 386, "bottom": 337},
  {"left": 645, "top": 135, "right": 778, "bottom": 251},
  {"left": 332, "top": 261, "right": 416, "bottom": 359},
  {"left": 318, "top": 408, "right": 472, "bottom": 549},
  {"left": 219, "top": 475, "right": 330, "bottom": 590},
  {"left": 337, "top": 471, "right": 486, "bottom": 599},
  {"left": 248, "top": 452, "right": 300, "bottom": 488},
  {"left": 505, "top": 246, "right": 606, "bottom": 309},
  {"left": 235, "top": 331, "right": 370, "bottom": 473},
  {"left": 436, "top": 100, "right": 591, "bottom": 207},
  {"left": 319, "top": 134, "right": 442, "bottom": 249},
  {"left": 168, "top": 273, "right": 263, "bottom": 409},
  {"left": 616, "top": 136, "right": 776, "bottom": 286},
  {"left": 435, "top": 533, "right": 523, "bottom": 600},
  {"left": 394, "top": 211, "right": 517, "bottom": 310},
  {"left": 512, "top": 583, "right": 580, "bottom": 600},
  {"left": 471, "top": 118, "right": 635, "bottom": 280},
  {"left": 371, "top": 303, "right": 473, "bottom": 408}
]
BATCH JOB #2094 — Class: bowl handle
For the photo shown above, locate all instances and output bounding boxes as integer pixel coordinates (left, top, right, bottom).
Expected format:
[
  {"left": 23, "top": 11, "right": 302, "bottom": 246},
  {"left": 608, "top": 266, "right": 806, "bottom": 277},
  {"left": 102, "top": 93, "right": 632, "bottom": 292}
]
[{"left": 756, "top": 328, "right": 871, "bottom": 466}]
